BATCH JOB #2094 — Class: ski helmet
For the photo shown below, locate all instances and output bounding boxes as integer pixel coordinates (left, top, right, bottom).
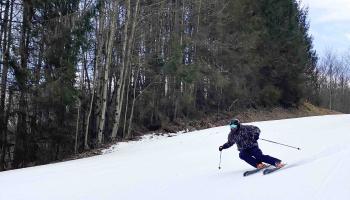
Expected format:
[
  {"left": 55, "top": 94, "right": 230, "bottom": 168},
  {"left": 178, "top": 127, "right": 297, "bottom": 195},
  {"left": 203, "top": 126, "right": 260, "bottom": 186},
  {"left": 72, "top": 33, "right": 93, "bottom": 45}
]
[{"left": 229, "top": 119, "right": 240, "bottom": 129}]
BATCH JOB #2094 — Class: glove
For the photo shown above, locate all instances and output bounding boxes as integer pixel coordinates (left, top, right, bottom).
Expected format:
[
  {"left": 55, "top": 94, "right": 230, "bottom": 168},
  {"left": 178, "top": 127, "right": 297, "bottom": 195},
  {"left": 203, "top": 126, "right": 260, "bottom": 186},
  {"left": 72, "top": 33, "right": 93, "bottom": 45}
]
[
  {"left": 253, "top": 134, "right": 259, "bottom": 141},
  {"left": 219, "top": 146, "right": 224, "bottom": 151}
]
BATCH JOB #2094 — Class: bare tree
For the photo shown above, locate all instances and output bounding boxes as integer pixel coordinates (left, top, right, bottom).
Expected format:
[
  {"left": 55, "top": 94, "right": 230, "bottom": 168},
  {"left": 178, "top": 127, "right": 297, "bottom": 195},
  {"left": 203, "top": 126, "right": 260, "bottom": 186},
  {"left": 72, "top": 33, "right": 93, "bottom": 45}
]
[
  {"left": 97, "top": 1, "right": 118, "bottom": 145},
  {"left": 111, "top": 0, "right": 141, "bottom": 140},
  {"left": 0, "top": 0, "right": 12, "bottom": 170}
]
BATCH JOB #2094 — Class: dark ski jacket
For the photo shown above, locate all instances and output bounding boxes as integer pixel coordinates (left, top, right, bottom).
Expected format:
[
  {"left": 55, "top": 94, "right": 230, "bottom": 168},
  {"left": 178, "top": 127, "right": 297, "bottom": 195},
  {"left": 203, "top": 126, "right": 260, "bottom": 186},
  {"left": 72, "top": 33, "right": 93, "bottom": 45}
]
[{"left": 222, "top": 125, "right": 260, "bottom": 151}]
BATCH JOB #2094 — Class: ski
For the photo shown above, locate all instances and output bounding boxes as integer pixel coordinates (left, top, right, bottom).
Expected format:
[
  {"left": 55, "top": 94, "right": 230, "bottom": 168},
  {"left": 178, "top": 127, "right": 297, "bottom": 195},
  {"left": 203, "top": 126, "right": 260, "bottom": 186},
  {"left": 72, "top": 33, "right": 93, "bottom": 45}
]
[
  {"left": 243, "top": 165, "right": 270, "bottom": 177},
  {"left": 263, "top": 164, "right": 286, "bottom": 175}
]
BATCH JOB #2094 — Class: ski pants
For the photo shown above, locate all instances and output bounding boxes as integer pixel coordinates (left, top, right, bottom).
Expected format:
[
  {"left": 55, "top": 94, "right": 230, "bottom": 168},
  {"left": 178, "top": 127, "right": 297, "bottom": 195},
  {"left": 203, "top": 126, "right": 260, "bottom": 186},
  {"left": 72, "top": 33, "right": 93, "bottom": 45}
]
[{"left": 239, "top": 146, "right": 281, "bottom": 168}]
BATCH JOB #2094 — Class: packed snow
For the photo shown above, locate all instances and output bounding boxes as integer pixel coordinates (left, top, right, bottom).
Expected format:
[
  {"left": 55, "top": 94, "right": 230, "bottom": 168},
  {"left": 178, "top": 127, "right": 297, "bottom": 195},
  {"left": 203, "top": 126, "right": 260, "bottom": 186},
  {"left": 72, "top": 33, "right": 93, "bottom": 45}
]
[{"left": 1, "top": 114, "right": 350, "bottom": 200}]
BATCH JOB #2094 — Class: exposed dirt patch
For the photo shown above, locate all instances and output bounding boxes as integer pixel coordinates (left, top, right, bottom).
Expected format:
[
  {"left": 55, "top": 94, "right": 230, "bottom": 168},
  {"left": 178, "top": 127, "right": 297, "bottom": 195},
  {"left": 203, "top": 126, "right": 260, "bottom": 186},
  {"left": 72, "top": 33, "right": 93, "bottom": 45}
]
[
  {"left": 236, "top": 102, "right": 341, "bottom": 123},
  {"left": 154, "top": 102, "right": 341, "bottom": 134}
]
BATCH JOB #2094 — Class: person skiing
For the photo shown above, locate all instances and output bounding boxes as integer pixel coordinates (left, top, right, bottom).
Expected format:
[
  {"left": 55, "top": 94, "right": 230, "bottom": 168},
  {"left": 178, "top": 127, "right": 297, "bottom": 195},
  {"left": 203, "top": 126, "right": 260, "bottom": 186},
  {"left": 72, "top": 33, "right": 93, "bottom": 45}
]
[{"left": 219, "top": 119, "right": 284, "bottom": 169}]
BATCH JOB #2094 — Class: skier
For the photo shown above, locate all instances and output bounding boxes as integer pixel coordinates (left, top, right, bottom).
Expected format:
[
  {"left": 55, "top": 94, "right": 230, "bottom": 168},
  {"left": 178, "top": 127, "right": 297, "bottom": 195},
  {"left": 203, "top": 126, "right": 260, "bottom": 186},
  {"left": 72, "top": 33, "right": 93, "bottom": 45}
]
[{"left": 219, "top": 119, "right": 284, "bottom": 169}]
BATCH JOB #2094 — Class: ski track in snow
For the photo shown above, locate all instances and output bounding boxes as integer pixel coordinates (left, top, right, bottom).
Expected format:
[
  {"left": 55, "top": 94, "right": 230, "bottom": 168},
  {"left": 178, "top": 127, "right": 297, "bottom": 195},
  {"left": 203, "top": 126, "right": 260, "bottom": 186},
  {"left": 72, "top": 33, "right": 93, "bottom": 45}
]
[{"left": 0, "top": 114, "right": 349, "bottom": 200}]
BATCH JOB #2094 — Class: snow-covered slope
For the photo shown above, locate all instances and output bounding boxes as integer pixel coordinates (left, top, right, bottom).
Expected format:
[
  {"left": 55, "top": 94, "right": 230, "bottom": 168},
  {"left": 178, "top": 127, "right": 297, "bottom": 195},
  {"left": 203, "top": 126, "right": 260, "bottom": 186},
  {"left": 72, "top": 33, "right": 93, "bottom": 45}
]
[{"left": 1, "top": 115, "right": 350, "bottom": 200}]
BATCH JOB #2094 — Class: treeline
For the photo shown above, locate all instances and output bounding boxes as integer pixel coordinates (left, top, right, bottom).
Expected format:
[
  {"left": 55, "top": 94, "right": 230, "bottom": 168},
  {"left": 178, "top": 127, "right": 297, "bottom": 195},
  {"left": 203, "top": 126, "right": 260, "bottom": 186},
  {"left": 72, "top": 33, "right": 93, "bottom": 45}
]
[
  {"left": 0, "top": 0, "right": 323, "bottom": 170},
  {"left": 317, "top": 50, "right": 350, "bottom": 113}
]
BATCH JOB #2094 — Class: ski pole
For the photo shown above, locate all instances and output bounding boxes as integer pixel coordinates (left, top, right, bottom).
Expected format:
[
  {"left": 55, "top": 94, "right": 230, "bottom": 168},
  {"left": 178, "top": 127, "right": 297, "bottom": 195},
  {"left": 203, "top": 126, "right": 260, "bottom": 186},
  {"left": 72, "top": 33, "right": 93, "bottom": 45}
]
[
  {"left": 260, "top": 138, "right": 301, "bottom": 150},
  {"left": 218, "top": 151, "right": 222, "bottom": 169}
]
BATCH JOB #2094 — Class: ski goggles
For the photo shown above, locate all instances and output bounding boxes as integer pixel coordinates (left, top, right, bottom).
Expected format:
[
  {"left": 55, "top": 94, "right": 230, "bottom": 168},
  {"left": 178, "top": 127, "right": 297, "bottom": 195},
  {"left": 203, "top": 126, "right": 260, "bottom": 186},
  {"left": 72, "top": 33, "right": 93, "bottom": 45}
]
[{"left": 230, "top": 124, "right": 237, "bottom": 129}]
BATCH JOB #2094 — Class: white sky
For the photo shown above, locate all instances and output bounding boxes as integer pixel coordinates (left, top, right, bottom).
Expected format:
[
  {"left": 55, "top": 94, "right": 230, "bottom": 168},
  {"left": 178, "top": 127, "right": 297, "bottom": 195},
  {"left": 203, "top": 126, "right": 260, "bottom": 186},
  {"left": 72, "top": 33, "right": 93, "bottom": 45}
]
[{"left": 300, "top": 0, "right": 350, "bottom": 56}]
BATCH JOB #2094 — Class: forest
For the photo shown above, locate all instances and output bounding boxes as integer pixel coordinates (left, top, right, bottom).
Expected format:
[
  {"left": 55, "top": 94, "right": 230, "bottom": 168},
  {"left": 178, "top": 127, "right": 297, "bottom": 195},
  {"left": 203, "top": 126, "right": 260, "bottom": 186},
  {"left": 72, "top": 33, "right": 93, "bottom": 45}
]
[{"left": 0, "top": 0, "right": 349, "bottom": 171}]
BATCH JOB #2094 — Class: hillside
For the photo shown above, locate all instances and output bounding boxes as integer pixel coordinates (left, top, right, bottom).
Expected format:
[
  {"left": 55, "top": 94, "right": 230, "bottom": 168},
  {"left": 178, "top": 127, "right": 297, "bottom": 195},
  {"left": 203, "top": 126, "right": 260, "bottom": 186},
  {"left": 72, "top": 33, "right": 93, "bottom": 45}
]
[
  {"left": 0, "top": 114, "right": 349, "bottom": 200},
  {"left": 157, "top": 102, "right": 341, "bottom": 135}
]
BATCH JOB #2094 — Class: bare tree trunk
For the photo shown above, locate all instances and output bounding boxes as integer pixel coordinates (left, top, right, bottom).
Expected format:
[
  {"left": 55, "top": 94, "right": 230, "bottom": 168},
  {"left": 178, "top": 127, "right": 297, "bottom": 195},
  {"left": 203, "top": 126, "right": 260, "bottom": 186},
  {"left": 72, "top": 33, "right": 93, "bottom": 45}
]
[
  {"left": 84, "top": 10, "right": 106, "bottom": 149},
  {"left": 0, "top": 0, "right": 10, "bottom": 123},
  {"left": 126, "top": 64, "right": 141, "bottom": 139},
  {"left": 193, "top": 0, "right": 201, "bottom": 65},
  {"left": 0, "top": 0, "right": 6, "bottom": 70},
  {"left": 83, "top": 53, "right": 91, "bottom": 93},
  {"left": 122, "top": 0, "right": 141, "bottom": 139},
  {"left": 111, "top": 0, "right": 140, "bottom": 140},
  {"left": 75, "top": 99, "right": 81, "bottom": 154},
  {"left": 2, "top": 88, "right": 12, "bottom": 169},
  {"left": 84, "top": 67, "right": 96, "bottom": 150},
  {"left": 97, "top": 1, "right": 118, "bottom": 145},
  {"left": 122, "top": 74, "right": 131, "bottom": 138},
  {"left": 14, "top": 0, "right": 32, "bottom": 168},
  {"left": 94, "top": 10, "right": 106, "bottom": 145},
  {"left": 0, "top": 0, "right": 6, "bottom": 65},
  {"left": 329, "top": 65, "right": 333, "bottom": 110},
  {"left": 75, "top": 59, "right": 85, "bottom": 153},
  {"left": 0, "top": 0, "right": 11, "bottom": 171},
  {"left": 197, "top": 0, "right": 202, "bottom": 35},
  {"left": 110, "top": 0, "right": 131, "bottom": 140}
]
